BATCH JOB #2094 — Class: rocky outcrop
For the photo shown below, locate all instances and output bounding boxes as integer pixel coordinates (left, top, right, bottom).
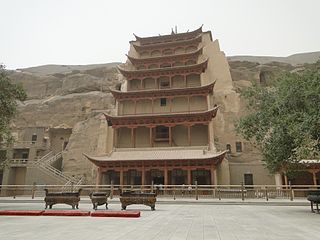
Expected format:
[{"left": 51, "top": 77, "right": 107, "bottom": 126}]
[{"left": 15, "top": 91, "right": 115, "bottom": 128}]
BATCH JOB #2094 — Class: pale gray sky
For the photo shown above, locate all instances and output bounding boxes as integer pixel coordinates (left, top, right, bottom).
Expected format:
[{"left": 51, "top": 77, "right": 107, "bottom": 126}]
[{"left": 1, "top": 0, "right": 319, "bottom": 69}]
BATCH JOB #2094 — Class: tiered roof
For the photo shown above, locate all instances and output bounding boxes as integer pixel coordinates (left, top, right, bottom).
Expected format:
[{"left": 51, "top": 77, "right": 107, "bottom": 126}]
[
  {"left": 117, "top": 59, "right": 208, "bottom": 79},
  {"left": 131, "top": 35, "right": 203, "bottom": 52},
  {"left": 133, "top": 26, "right": 203, "bottom": 45},
  {"left": 110, "top": 82, "right": 215, "bottom": 100},
  {"left": 84, "top": 146, "right": 226, "bottom": 164},
  {"left": 126, "top": 47, "right": 203, "bottom": 65},
  {"left": 104, "top": 107, "right": 218, "bottom": 127}
]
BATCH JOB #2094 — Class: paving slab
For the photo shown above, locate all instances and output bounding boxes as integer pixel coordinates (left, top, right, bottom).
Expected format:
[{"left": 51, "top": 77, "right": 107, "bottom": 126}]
[{"left": 0, "top": 201, "right": 318, "bottom": 240}]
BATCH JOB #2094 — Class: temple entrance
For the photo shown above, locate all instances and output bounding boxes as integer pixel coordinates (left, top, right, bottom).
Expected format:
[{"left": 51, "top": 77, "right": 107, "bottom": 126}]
[
  {"left": 192, "top": 169, "right": 210, "bottom": 185},
  {"left": 125, "top": 170, "right": 141, "bottom": 185},
  {"left": 104, "top": 170, "right": 119, "bottom": 185},
  {"left": 150, "top": 169, "right": 164, "bottom": 184},
  {"left": 171, "top": 169, "right": 187, "bottom": 185}
]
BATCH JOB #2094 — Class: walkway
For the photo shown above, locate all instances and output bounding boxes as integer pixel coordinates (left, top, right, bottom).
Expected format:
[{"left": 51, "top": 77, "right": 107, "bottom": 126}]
[{"left": 0, "top": 198, "right": 318, "bottom": 240}]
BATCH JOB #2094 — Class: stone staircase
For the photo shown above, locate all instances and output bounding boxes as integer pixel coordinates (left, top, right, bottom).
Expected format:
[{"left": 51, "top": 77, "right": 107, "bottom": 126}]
[{"left": 29, "top": 151, "right": 80, "bottom": 187}]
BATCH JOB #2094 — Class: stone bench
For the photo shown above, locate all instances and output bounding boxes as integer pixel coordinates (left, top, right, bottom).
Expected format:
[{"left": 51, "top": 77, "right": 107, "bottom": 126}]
[
  {"left": 89, "top": 191, "right": 110, "bottom": 210},
  {"left": 44, "top": 188, "right": 82, "bottom": 209},
  {"left": 307, "top": 190, "right": 320, "bottom": 213},
  {"left": 120, "top": 191, "right": 157, "bottom": 211}
]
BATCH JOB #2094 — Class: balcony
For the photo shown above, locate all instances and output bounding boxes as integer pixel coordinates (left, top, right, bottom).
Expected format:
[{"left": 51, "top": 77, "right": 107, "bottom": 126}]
[{"left": 10, "top": 159, "right": 29, "bottom": 167}]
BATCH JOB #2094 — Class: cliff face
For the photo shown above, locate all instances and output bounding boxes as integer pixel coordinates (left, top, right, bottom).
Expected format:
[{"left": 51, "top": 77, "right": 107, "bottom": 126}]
[{"left": 8, "top": 56, "right": 313, "bottom": 183}]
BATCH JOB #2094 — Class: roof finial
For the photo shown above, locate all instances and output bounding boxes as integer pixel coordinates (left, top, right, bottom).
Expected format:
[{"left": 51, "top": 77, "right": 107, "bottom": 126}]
[
  {"left": 171, "top": 28, "right": 174, "bottom": 35},
  {"left": 175, "top": 25, "right": 177, "bottom": 34}
]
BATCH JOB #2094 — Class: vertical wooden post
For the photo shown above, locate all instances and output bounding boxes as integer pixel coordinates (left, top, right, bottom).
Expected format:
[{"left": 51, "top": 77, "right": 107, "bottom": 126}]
[
  {"left": 151, "top": 99, "right": 154, "bottom": 113},
  {"left": 140, "top": 79, "right": 143, "bottom": 89},
  {"left": 169, "top": 126, "right": 172, "bottom": 146},
  {"left": 187, "top": 125, "right": 191, "bottom": 146},
  {"left": 214, "top": 168, "right": 218, "bottom": 187},
  {"left": 207, "top": 124, "right": 211, "bottom": 149},
  {"left": 210, "top": 165, "right": 215, "bottom": 186},
  {"left": 134, "top": 100, "right": 137, "bottom": 114},
  {"left": 113, "top": 128, "right": 117, "bottom": 148},
  {"left": 131, "top": 128, "right": 134, "bottom": 148},
  {"left": 187, "top": 96, "right": 190, "bottom": 112},
  {"left": 120, "top": 168, "right": 124, "bottom": 188},
  {"left": 184, "top": 74, "right": 187, "bottom": 87},
  {"left": 96, "top": 167, "right": 102, "bottom": 186},
  {"left": 164, "top": 167, "right": 168, "bottom": 185},
  {"left": 149, "top": 126, "right": 154, "bottom": 147},
  {"left": 169, "top": 98, "right": 173, "bottom": 113},
  {"left": 133, "top": 128, "right": 136, "bottom": 148},
  {"left": 187, "top": 168, "right": 192, "bottom": 185},
  {"left": 312, "top": 171, "right": 317, "bottom": 186}
]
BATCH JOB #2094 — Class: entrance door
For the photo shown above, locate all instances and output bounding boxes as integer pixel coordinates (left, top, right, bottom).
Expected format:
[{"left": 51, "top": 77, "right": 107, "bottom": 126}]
[
  {"left": 244, "top": 173, "right": 253, "bottom": 186},
  {"left": 152, "top": 177, "right": 164, "bottom": 185},
  {"left": 175, "top": 176, "right": 185, "bottom": 185}
]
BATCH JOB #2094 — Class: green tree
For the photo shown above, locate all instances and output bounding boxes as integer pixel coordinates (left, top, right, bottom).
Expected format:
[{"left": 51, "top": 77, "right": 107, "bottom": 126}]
[
  {"left": 0, "top": 65, "right": 27, "bottom": 168},
  {"left": 236, "top": 61, "right": 320, "bottom": 174}
]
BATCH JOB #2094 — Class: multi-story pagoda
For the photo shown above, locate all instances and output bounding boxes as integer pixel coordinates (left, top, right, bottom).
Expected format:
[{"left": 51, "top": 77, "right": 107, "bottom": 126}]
[{"left": 85, "top": 26, "right": 227, "bottom": 186}]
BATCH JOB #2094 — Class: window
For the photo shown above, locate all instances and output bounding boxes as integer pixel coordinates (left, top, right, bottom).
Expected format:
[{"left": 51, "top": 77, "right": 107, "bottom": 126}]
[
  {"left": 159, "top": 80, "right": 170, "bottom": 89},
  {"left": 236, "top": 142, "right": 242, "bottom": 152},
  {"left": 31, "top": 133, "right": 37, "bottom": 144},
  {"left": 226, "top": 144, "right": 231, "bottom": 153},
  {"left": 155, "top": 126, "right": 169, "bottom": 141},
  {"left": 160, "top": 98, "right": 167, "bottom": 106},
  {"left": 22, "top": 152, "right": 29, "bottom": 159}
]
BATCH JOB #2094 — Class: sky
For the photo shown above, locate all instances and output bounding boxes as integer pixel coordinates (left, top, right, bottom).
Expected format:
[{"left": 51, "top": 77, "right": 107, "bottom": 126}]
[{"left": 1, "top": 0, "right": 319, "bottom": 69}]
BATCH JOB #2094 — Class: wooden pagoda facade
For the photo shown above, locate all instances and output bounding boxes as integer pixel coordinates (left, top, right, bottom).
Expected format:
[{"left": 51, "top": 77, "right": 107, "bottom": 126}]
[{"left": 85, "top": 26, "right": 226, "bottom": 186}]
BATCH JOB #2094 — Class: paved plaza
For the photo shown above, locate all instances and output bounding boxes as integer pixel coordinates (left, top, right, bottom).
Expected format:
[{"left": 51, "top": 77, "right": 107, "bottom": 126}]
[{"left": 0, "top": 199, "right": 319, "bottom": 240}]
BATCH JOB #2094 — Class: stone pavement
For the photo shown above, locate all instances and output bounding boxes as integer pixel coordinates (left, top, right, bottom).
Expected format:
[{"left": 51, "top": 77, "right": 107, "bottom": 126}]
[{"left": 0, "top": 198, "right": 318, "bottom": 240}]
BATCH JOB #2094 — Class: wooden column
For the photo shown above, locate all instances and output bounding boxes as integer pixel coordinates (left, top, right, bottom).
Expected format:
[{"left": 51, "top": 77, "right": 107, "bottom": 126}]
[
  {"left": 169, "top": 97, "right": 173, "bottom": 112},
  {"left": 169, "top": 126, "right": 172, "bottom": 146},
  {"left": 149, "top": 126, "right": 154, "bottom": 147},
  {"left": 207, "top": 123, "right": 211, "bottom": 149},
  {"left": 169, "top": 76, "right": 172, "bottom": 88},
  {"left": 131, "top": 127, "right": 136, "bottom": 148},
  {"left": 164, "top": 166, "right": 168, "bottom": 185},
  {"left": 187, "top": 96, "right": 190, "bottom": 112},
  {"left": 184, "top": 74, "right": 187, "bottom": 87},
  {"left": 120, "top": 168, "right": 124, "bottom": 187},
  {"left": 96, "top": 167, "right": 102, "bottom": 186},
  {"left": 134, "top": 100, "right": 137, "bottom": 114},
  {"left": 210, "top": 165, "right": 217, "bottom": 185},
  {"left": 214, "top": 168, "right": 218, "bottom": 186},
  {"left": 134, "top": 128, "right": 136, "bottom": 148},
  {"left": 187, "top": 125, "right": 191, "bottom": 146},
  {"left": 113, "top": 128, "right": 117, "bottom": 148},
  {"left": 151, "top": 98, "right": 154, "bottom": 114},
  {"left": 187, "top": 168, "right": 192, "bottom": 185},
  {"left": 312, "top": 171, "right": 317, "bottom": 186},
  {"left": 140, "top": 79, "right": 143, "bottom": 89}
]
